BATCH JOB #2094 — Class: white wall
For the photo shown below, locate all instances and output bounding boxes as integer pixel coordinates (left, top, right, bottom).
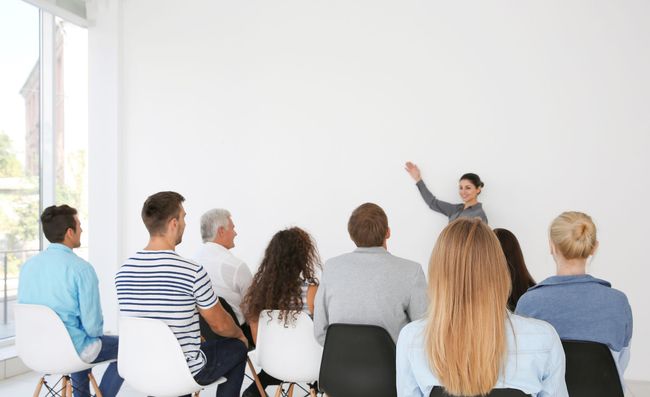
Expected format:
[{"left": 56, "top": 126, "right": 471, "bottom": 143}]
[{"left": 89, "top": 0, "right": 650, "bottom": 380}]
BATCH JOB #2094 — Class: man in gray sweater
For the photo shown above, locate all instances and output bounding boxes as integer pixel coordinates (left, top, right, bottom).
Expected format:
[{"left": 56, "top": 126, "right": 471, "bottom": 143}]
[{"left": 313, "top": 202, "right": 428, "bottom": 345}]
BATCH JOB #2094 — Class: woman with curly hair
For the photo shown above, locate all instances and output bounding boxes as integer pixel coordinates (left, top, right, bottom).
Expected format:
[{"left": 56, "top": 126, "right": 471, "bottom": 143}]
[{"left": 241, "top": 227, "right": 320, "bottom": 397}]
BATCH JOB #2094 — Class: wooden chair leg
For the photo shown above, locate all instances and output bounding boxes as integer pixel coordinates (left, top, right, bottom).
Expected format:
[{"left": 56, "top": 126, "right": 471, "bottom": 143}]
[
  {"left": 273, "top": 382, "right": 284, "bottom": 397},
  {"left": 32, "top": 377, "right": 45, "bottom": 397},
  {"left": 287, "top": 383, "right": 295, "bottom": 397},
  {"left": 246, "top": 357, "right": 267, "bottom": 397},
  {"left": 60, "top": 376, "right": 68, "bottom": 397},
  {"left": 89, "top": 372, "right": 103, "bottom": 397}
]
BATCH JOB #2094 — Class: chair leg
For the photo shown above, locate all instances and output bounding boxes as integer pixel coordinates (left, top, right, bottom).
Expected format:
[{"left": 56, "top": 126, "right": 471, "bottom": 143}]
[
  {"left": 287, "top": 383, "right": 294, "bottom": 397},
  {"left": 32, "top": 377, "right": 45, "bottom": 397},
  {"left": 89, "top": 372, "right": 102, "bottom": 397},
  {"left": 193, "top": 391, "right": 201, "bottom": 397},
  {"left": 246, "top": 357, "right": 267, "bottom": 397},
  {"left": 309, "top": 387, "right": 317, "bottom": 397},
  {"left": 60, "top": 376, "right": 68, "bottom": 397},
  {"left": 274, "top": 382, "right": 284, "bottom": 397}
]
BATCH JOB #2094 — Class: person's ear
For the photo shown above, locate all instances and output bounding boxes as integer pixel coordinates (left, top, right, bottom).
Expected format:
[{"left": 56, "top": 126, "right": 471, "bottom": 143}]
[
  {"left": 65, "top": 227, "right": 75, "bottom": 241},
  {"left": 591, "top": 240, "right": 599, "bottom": 256},
  {"left": 385, "top": 227, "right": 391, "bottom": 240},
  {"left": 549, "top": 239, "right": 556, "bottom": 256}
]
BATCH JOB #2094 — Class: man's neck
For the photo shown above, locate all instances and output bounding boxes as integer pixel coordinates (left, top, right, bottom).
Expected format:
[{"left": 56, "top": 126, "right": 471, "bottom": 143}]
[
  {"left": 145, "top": 236, "right": 176, "bottom": 251},
  {"left": 212, "top": 238, "right": 232, "bottom": 250}
]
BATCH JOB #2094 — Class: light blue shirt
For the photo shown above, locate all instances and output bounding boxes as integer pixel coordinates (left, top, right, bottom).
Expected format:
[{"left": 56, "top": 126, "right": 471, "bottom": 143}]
[
  {"left": 396, "top": 315, "right": 568, "bottom": 397},
  {"left": 18, "top": 243, "right": 103, "bottom": 357}
]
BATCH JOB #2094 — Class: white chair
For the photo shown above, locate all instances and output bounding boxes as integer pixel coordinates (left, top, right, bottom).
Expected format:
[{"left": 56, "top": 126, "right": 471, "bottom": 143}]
[
  {"left": 15, "top": 303, "right": 109, "bottom": 397},
  {"left": 255, "top": 310, "right": 323, "bottom": 397},
  {"left": 118, "top": 316, "right": 227, "bottom": 397}
]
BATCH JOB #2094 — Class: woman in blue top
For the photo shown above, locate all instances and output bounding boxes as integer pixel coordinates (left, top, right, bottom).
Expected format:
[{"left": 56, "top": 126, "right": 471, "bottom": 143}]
[
  {"left": 396, "top": 218, "right": 568, "bottom": 397},
  {"left": 404, "top": 161, "right": 488, "bottom": 224},
  {"left": 516, "top": 211, "right": 633, "bottom": 386}
]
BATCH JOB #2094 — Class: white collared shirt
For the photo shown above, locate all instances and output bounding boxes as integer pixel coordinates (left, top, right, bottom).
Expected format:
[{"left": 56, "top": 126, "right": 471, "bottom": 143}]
[{"left": 192, "top": 242, "right": 253, "bottom": 323}]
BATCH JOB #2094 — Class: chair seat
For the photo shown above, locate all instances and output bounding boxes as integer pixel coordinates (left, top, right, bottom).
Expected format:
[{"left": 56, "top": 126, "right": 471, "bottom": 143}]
[
  {"left": 15, "top": 304, "right": 102, "bottom": 375},
  {"left": 119, "top": 316, "right": 227, "bottom": 397}
]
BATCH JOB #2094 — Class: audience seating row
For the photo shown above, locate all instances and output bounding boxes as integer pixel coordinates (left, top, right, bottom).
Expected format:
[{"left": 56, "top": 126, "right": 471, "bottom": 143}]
[{"left": 15, "top": 303, "right": 624, "bottom": 397}]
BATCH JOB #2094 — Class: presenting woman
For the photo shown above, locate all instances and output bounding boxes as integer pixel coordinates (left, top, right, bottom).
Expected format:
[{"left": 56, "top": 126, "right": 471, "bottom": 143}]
[{"left": 405, "top": 161, "right": 488, "bottom": 224}]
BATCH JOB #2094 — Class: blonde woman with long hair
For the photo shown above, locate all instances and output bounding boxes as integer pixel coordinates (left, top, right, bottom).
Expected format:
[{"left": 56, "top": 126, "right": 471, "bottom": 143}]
[{"left": 396, "top": 218, "right": 568, "bottom": 397}]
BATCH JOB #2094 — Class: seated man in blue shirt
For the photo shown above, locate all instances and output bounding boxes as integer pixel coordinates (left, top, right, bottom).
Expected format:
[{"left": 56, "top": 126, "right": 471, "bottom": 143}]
[{"left": 18, "top": 205, "right": 123, "bottom": 397}]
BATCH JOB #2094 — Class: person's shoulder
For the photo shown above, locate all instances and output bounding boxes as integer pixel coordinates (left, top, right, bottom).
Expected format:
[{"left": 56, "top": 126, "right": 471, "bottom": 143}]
[
  {"left": 130, "top": 250, "right": 202, "bottom": 269},
  {"left": 386, "top": 253, "right": 422, "bottom": 271},
  {"left": 398, "top": 319, "right": 426, "bottom": 347},
  {"left": 509, "top": 313, "right": 560, "bottom": 342}
]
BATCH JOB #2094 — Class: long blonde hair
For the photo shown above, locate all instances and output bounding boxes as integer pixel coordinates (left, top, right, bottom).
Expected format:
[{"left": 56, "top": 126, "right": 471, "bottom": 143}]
[{"left": 424, "top": 218, "right": 511, "bottom": 396}]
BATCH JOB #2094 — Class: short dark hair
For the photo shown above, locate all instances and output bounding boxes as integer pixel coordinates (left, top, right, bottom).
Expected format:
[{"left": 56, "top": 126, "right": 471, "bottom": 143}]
[
  {"left": 347, "top": 203, "right": 388, "bottom": 247},
  {"left": 41, "top": 205, "right": 78, "bottom": 243},
  {"left": 460, "top": 173, "right": 484, "bottom": 189},
  {"left": 141, "top": 191, "right": 185, "bottom": 235}
]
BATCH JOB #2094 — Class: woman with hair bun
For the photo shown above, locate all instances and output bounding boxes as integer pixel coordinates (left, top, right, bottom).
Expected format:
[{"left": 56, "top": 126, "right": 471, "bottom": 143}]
[
  {"left": 404, "top": 161, "right": 488, "bottom": 224},
  {"left": 516, "top": 211, "right": 633, "bottom": 384},
  {"left": 396, "top": 218, "right": 567, "bottom": 396}
]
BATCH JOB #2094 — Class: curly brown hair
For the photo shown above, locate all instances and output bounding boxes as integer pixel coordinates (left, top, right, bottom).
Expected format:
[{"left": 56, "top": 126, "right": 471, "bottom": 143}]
[{"left": 243, "top": 227, "right": 320, "bottom": 326}]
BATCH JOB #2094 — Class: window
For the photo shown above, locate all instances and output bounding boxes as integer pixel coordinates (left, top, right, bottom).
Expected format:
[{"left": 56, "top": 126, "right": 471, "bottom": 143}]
[{"left": 0, "top": 0, "right": 88, "bottom": 341}]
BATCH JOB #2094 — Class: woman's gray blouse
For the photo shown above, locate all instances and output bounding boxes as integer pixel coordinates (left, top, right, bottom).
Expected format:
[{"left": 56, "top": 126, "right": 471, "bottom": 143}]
[{"left": 415, "top": 180, "right": 488, "bottom": 224}]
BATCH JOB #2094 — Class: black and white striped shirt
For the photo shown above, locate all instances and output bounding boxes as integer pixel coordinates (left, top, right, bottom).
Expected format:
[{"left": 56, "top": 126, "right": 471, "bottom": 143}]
[{"left": 115, "top": 250, "right": 218, "bottom": 375}]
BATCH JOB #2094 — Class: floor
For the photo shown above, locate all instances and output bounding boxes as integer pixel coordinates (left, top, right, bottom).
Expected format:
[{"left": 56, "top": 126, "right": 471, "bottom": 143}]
[
  {"left": 0, "top": 361, "right": 648, "bottom": 396},
  {"left": 0, "top": 360, "right": 305, "bottom": 397}
]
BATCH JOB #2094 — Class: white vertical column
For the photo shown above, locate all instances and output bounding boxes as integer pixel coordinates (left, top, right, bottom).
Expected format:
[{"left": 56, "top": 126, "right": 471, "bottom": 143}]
[
  {"left": 39, "top": 10, "right": 55, "bottom": 249},
  {"left": 87, "top": 0, "right": 122, "bottom": 333}
]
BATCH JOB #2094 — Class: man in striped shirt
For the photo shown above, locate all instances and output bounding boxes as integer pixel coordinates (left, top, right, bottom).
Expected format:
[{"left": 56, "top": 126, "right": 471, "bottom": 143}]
[{"left": 116, "top": 191, "right": 248, "bottom": 397}]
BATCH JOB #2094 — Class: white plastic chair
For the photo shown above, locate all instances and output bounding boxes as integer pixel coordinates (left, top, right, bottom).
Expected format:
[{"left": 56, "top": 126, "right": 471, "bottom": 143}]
[
  {"left": 15, "top": 303, "right": 109, "bottom": 397},
  {"left": 118, "top": 316, "right": 227, "bottom": 397},
  {"left": 255, "top": 310, "right": 323, "bottom": 397}
]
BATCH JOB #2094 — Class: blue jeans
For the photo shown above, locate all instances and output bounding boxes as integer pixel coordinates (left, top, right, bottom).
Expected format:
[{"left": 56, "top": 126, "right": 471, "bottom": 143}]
[
  {"left": 185, "top": 338, "right": 247, "bottom": 397},
  {"left": 71, "top": 335, "right": 124, "bottom": 397}
]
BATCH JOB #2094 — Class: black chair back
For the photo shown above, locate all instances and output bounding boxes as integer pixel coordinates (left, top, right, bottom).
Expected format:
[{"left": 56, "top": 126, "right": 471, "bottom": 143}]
[
  {"left": 319, "top": 323, "right": 396, "bottom": 397},
  {"left": 430, "top": 386, "right": 529, "bottom": 397},
  {"left": 562, "top": 340, "right": 624, "bottom": 397}
]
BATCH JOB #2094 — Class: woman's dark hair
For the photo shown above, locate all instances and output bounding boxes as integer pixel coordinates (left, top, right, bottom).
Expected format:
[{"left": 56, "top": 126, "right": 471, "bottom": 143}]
[
  {"left": 41, "top": 205, "right": 77, "bottom": 243},
  {"left": 493, "top": 228, "right": 536, "bottom": 311},
  {"left": 460, "top": 173, "right": 484, "bottom": 189},
  {"left": 242, "top": 227, "right": 320, "bottom": 325}
]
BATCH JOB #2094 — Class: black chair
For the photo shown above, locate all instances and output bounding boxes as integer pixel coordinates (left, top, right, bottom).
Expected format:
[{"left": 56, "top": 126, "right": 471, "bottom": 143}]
[
  {"left": 562, "top": 340, "right": 624, "bottom": 397},
  {"left": 430, "top": 387, "right": 529, "bottom": 397},
  {"left": 319, "top": 323, "right": 396, "bottom": 397}
]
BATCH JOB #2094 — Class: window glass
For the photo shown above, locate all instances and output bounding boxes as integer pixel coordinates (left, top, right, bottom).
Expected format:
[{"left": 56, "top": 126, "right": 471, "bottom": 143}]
[{"left": 0, "top": 0, "right": 41, "bottom": 340}]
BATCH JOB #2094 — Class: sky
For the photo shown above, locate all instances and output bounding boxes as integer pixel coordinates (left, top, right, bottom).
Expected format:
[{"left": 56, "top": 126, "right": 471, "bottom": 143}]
[{"left": 0, "top": 0, "right": 88, "bottom": 162}]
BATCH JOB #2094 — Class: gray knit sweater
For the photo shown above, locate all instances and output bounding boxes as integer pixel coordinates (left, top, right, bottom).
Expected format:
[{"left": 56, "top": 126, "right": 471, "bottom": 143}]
[{"left": 313, "top": 247, "right": 428, "bottom": 345}]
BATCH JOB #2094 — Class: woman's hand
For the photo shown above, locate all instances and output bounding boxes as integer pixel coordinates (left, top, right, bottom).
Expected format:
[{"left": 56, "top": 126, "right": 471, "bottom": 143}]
[{"left": 405, "top": 161, "right": 422, "bottom": 182}]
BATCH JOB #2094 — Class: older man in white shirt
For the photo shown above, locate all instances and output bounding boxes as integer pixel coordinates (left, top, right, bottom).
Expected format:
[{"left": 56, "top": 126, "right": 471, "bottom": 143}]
[{"left": 193, "top": 209, "right": 253, "bottom": 342}]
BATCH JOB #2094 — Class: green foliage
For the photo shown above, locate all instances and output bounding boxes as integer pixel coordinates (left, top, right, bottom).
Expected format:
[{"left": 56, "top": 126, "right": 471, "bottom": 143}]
[{"left": 0, "top": 131, "right": 22, "bottom": 178}]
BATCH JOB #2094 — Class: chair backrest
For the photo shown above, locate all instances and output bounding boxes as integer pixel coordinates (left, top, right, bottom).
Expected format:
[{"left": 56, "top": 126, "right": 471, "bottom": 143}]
[
  {"left": 118, "top": 316, "right": 201, "bottom": 397},
  {"left": 562, "top": 340, "right": 624, "bottom": 397},
  {"left": 430, "top": 387, "right": 530, "bottom": 397},
  {"left": 255, "top": 310, "right": 323, "bottom": 383},
  {"left": 319, "top": 323, "right": 396, "bottom": 397},
  {"left": 15, "top": 303, "right": 92, "bottom": 374}
]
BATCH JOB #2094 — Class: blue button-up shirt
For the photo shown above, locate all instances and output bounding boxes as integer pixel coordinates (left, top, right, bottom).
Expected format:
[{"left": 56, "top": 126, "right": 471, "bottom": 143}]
[
  {"left": 396, "top": 315, "right": 568, "bottom": 397},
  {"left": 18, "top": 243, "right": 103, "bottom": 356}
]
